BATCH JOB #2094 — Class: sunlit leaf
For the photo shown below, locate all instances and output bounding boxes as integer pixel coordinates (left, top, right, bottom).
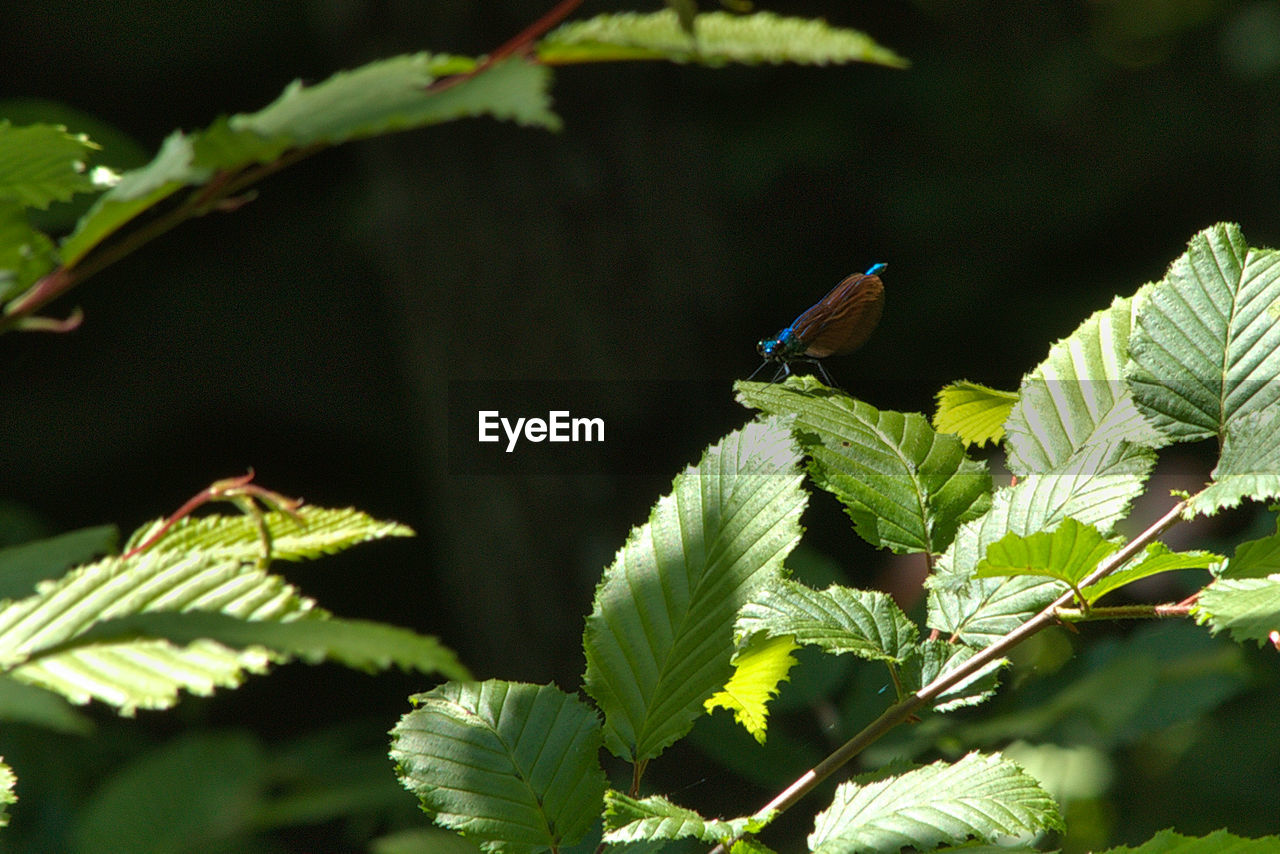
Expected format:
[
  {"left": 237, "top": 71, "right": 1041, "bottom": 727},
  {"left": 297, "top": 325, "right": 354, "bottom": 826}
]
[
  {"left": 603, "top": 791, "right": 768, "bottom": 845},
  {"left": 59, "top": 610, "right": 468, "bottom": 680},
  {"left": 121, "top": 505, "right": 413, "bottom": 563},
  {"left": 808, "top": 752, "right": 1061, "bottom": 853},
  {"left": 928, "top": 443, "right": 1154, "bottom": 646},
  {"left": 705, "top": 633, "right": 799, "bottom": 744},
  {"left": 1079, "top": 542, "right": 1218, "bottom": 604},
  {"left": 975, "top": 517, "right": 1119, "bottom": 591},
  {"left": 1006, "top": 290, "right": 1168, "bottom": 476},
  {"left": 540, "top": 10, "right": 907, "bottom": 67},
  {"left": 0, "top": 506, "right": 418, "bottom": 714},
  {"left": 583, "top": 420, "right": 806, "bottom": 761},
  {"left": 0, "top": 759, "right": 13, "bottom": 828},
  {"left": 932, "top": 380, "right": 1018, "bottom": 448}
]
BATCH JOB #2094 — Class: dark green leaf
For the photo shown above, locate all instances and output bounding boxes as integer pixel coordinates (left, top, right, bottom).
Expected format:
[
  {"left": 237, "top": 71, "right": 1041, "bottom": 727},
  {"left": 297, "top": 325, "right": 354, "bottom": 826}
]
[
  {"left": 1100, "top": 828, "right": 1280, "bottom": 853},
  {"left": 0, "top": 523, "right": 118, "bottom": 599},
  {"left": 1187, "top": 408, "right": 1280, "bottom": 516},
  {"left": 739, "top": 378, "right": 992, "bottom": 555},
  {"left": 0, "top": 120, "right": 103, "bottom": 209},
  {"left": 1219, "top": 510, "right": 1280, "bottom": 578},
  {"left": 391, "top": 681, "right": 607, "bottom": 854},
  {"left": 735, "top": 578, "right": 918, "bottom": 663},
  {"left": 1127, "top": 222, "right": 1280, "bottom": 443}
]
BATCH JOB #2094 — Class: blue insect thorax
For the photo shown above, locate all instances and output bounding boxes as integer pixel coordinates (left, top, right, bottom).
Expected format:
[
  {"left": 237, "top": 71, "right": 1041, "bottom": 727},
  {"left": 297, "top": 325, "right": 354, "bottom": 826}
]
[{"left": 757, "top": 327, "right": 807, "bottom": 361}]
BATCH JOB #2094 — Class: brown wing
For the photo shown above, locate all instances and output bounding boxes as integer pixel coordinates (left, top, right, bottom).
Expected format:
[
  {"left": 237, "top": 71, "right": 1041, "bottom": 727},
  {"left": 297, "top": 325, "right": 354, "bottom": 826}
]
[{"left": 790, "top": 271, "right": 885, "bottom": 358}]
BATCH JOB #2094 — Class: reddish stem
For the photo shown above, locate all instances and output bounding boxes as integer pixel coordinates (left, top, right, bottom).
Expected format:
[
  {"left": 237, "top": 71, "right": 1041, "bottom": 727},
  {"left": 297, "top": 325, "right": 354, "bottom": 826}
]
[
  {"left": 428, "top": 0, "right": 585, "bottom": 92},
  {"left": 120, "top": 471, "right": 303, "bottom": 560}
]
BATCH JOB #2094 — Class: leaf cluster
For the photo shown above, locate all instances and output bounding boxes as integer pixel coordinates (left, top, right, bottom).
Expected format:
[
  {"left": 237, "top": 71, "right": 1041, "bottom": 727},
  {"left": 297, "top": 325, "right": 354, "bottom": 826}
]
[
  {"left": 6, "top": 4, "right": 1279, "bottom": 852},
  {"left": 0, "top": 9, "right": 901, "bottom": 334},
  {"left": 0, "top": 502, "right": 460, "bottom": 831},
  {"left": 392, "top": 223, "right": 1280, "bottom": 854}
]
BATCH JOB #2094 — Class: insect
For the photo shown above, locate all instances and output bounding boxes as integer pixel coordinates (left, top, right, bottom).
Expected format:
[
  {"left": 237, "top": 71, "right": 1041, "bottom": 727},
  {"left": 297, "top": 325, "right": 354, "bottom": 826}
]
[{"left": 752, "top": 262, "right": 887, "bottom": 386}]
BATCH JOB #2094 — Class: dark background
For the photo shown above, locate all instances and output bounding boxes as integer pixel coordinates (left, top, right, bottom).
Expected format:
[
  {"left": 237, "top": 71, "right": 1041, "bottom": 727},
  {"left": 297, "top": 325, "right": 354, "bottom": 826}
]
[{"left": 3, "top": 1, "right": 1280, "bottom": 851}]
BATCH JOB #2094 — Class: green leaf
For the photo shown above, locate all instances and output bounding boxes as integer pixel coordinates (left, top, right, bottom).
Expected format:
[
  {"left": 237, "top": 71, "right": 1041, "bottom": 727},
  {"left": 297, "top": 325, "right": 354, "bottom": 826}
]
[
  {"left": 1006, "top": 290, "right": 1169, "bottom": 476},
  {"left": 602, "top": 791, "right": 767, "bottom": 845},
  {"left": 705, "top": 633, "right": 799, "bottom": 744},
  {"left": 735, "top": 578, "right": 918, "bottom": 663},
  {"left": 50, "top": 610, "right": 469, "bottom": 680},
  {"left": 583, "top": 420, "right": 806, "bottom": 761},
  {"left": 58, "top": 131, "right": 203, "bottom": 267},
  {"left": 0, "top": 505, "right": 414, "bottom": 713},
  {"left": 932, "top": 380, "right": 1018, "bottom": 448},
  {"left": 731, "top": 840, "right": 780, "bottom": 854},
  {"left": 0, "top": 674, "right": 93, "bottom": 733},
  {"left": 1193, "top": 574, "right": 1280, "bottom": 647},
  {"left": 0, "top": 120, "right": 103, "bottom": 209},
  {"left": 1079, "top": 542, "right": 1219, "bottom": 604},
  {"left": 1219, "top": 510, "right": 1280, "bottom": 578},
  {"left": 1186, "top": 408, "right": 1280, "bottom": 516},
  {"left": 69, "top": 731, "right": 264, "bottom": 852},
  {"left": 928, "top": 443, "right": 1155, "bottom": 646},
  {"left": 975, "top": 517, "right": 1119, "bottom": 590},
  {"left": 61, "top": 56, "right": 558, "bottom": 268},
  {"left": 1127, "top": 222, "right": 1280, "bottom": 442},
  {"left": 0, "top": 523, "right": 118, "bottom": 599},
  {"left": 0, "top": 549, "right": 314, "bottom": 712},
  {"left": 540, "top": 10, "right": 908, "bottom": 68},
  {"left": 899, "top": 640, "right": 1005, "bottom": 713},
  {"left": 738, "top": 378, "right": 992, "bottom": 555},
  {"left": 121, "top": 505, "right": 414, "bottom": 563},
  {"left": 0, "top": 199, "right": 57, "bottom": 301},
  {"left": 233, "top": 54, "right": 558, "bottom": 147},
  {"left": 976, "top": 521, "right": 1216, "bottom": 609},
  {"left": 808, "top": 752, "right": 1062, "bottom": 853},
  {"left": 0, "top": 759, "right": 14, "bottom": 828},
  {"left": 390, "top": 681, "right": 607, "bottom": 854},
  {"left": 1100, "top": 828, "right": 1280, "bottom": 853}
]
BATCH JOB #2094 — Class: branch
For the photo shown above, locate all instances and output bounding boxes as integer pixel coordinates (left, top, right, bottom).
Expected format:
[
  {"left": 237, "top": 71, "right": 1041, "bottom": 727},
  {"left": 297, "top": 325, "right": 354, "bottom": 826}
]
[
  {"left": 1, "top": 1, "right": 578, "bottom": 333},
  {"left": 710, "top": 497, "right": 1192, "bottom": 853},
  {"left": 1055, "top": 602, "right": 1194, "bottom": 622}
]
